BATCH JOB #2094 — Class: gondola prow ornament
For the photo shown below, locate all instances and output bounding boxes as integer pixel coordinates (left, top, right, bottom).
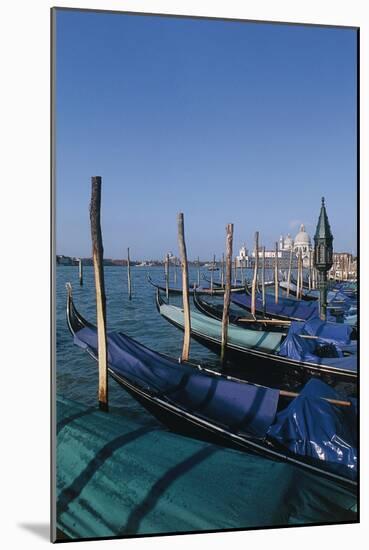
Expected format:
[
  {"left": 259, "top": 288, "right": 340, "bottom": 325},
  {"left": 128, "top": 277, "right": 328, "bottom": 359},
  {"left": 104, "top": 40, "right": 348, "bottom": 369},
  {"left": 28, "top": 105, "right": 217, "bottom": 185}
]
[{"left": 313, "top": 197, "right": 333, "bottom": 320}]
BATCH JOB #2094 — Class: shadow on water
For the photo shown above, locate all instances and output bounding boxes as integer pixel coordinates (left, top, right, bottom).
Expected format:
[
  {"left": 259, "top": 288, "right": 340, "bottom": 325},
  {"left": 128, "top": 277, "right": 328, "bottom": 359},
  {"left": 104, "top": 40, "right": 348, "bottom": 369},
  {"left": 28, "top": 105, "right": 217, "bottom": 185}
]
[
  {"left": 56, "top": 407, "right": 97, "bottom": 434},
  {"left": 57, "top": 425, "right": 156, "bottom": 517},
  {"left": 120, "top": 445, "right": 218, "bottom": 535}
]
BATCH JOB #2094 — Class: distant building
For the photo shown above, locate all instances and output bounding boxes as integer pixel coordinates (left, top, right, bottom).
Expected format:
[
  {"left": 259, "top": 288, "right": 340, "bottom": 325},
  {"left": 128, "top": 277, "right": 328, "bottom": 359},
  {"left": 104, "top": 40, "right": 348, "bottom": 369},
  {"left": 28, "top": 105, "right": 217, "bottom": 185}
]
[
  {"left": 236, "top": 223, "right": 313, "bottom": 269},
  {"left": 329, "top": 252, "right": 356, "bottom": 279},
  {"left": 56, "top": 255, "right": 76, "bottom": 265},
  {"left": 293, "top": 224, "right": 312, "bottom": 267}
]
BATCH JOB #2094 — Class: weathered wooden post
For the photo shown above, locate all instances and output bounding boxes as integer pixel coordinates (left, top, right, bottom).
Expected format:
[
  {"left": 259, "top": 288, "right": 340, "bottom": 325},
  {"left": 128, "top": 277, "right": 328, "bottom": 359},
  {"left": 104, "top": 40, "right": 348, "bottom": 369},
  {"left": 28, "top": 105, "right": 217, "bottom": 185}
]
[
  {"left": 274, "top": 242, "right": 279, "bottom": 304},
  {"left": 197, "top": 256, "right": 200, "bottom": 287},
  {"left": 221, "top": 253, "right": 224, "bottom": 288},
  {"left": 210, "top": 254, "right": 214, "bottom": 294},
  {"left": 261, "top": 246, "right": 266, "bottom": 315},
  {"left": 221, "top": 223, "right": 234, "bottom": 365},
  {"left": 297, "top": 250, "right": 300, "bottom": 299},
  {"left": 90, "top": 176, "right": 108, "bottom": 411},
  {"left": 127, "top": 247, "right": 132, "bottom": 300},
  {"left": 251, "top": 231, "right": 259, "bottom": 317},
  {"left": 286, "top": 248, "right": 293, "bottom": 297},
  {"left": 173, "top": 256, "right": 177, "bottom": 285},
  {"left": 296, "top": 249, "right": 300, "bottom": 299},
  {"left": 178, "top": 213, "right": 191, "bottom": 361},
  {"left": 308, "top": 251, "right": 312, "bottom": 290},
  {"left": 165, "top": 253, "right": 169, "bottom": 300},
  {"left": 78, "top": 258, "right": 83, "bottom": 286},
  {"left": 234, "top": 257, "right": 237, "bottom": 286}
]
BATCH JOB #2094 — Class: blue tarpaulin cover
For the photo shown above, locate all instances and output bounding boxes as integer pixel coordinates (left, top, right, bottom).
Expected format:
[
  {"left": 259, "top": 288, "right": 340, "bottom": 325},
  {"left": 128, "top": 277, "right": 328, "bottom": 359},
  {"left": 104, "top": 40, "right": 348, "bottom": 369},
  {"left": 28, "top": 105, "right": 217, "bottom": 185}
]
[
  {"left": 295, "top": 317, "right": 353, "bottom": 345},
  {"left": 267, "top": 379, "right": 357, "bottom": 480},
  {"left": 74, "top": 327, "right": 279, "bottom": 437},
  {"left": 231, "top": 293, "right": 354, "bottom": 324},
  {"left": 277, "top": 321, "right": 357, "bottom": 373}
]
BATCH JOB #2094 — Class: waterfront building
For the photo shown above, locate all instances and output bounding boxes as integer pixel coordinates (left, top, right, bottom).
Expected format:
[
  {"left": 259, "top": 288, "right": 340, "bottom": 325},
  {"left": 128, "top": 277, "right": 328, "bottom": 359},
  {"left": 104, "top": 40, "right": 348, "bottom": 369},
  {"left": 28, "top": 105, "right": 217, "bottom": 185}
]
[
  {"left": 329, "top": 252, "right": 356, "bottom": 280},
  {"left": 236, "top": 224, "right": 313, "bottom": 269}
]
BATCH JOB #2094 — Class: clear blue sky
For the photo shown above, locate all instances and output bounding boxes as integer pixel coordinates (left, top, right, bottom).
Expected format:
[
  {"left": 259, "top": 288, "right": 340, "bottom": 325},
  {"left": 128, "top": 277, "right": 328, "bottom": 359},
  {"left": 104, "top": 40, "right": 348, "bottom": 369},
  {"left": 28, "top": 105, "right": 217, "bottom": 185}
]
[{"left": 55, "top": 9, "right": 357, "bottom": 260}]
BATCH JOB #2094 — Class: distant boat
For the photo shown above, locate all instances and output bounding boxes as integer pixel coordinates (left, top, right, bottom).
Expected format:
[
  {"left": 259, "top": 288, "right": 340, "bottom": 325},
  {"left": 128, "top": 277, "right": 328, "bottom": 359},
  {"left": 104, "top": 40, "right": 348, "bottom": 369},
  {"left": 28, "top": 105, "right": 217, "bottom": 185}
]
[
  {"left": 136, "top": 261, "right": 154, "bottom": 267},
  {"left": 204, "top": 263, "right": 219, "bottom": 271}
]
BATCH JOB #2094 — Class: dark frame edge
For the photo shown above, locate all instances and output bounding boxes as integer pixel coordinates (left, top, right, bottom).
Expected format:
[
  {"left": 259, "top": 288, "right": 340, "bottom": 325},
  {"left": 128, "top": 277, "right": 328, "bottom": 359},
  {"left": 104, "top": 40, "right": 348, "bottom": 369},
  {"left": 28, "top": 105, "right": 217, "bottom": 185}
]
[{"left": 50, "top": 6, "right": 57, "bottom": 544}]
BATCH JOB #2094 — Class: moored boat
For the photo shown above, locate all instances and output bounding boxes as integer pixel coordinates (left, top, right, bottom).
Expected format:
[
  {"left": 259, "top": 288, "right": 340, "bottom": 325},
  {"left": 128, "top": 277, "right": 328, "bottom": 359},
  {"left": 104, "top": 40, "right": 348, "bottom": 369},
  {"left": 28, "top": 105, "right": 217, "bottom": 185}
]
[
  {"left": 66, "top": 284, "right": 357, "bottom": 490},
  {"left": 147, "top": 275, "right": 246, "bottom": 296},
  {"left": 156, "top": 291, "right": 357, "bottom": 383}
]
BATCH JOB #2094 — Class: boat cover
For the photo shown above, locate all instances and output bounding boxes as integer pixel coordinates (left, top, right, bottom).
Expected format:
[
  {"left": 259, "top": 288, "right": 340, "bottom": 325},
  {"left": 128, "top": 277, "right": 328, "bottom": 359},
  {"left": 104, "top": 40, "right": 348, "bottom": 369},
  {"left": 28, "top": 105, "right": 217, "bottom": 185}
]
[
  {"left": 280, "top": 281, "right": 356, "bottom": 306},
  {"left": 74, "top": 326, "right": 279, "bottom": 437},
  {"left": 267, "top": 379, "right": 357, "bottom": 480},
  {"left": 231, "top": 293, "right": 350, "bottom": 324},
  {"left": 289, "top": 318, "right": 354, "bottom": 346},
  {"left": 278, "top": 324, "right": 357, "bottom": 373}
]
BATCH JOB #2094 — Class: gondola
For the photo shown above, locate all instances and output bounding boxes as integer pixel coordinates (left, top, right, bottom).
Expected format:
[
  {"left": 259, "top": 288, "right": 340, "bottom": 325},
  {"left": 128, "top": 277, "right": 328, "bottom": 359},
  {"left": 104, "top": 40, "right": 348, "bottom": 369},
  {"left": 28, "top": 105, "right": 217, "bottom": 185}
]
[
  {"left": 279, "top": 281, "right": 318, "bottom": 302},
  {"left": 147, "top": 275, "right": 246, "bottom": 296},
  {"left": 193, "top": 291, "right": 292, "bottom": 332},
  {"left": 290, "top": 276, "right": 357, "bottom": 299},
  {"left": 231, "top": 288, "right": 357, "bottom": 327},
  {"left": 193, "top": 291, "right": 357, "bottom": 341},
  {"left": 281, "top": 280, "right": 357, "bottom": 304},
  {"left": 66, "top": 284, "right": 356, "bottom": 491},
  {"left": 156, "top": 290, "right": 357, "bottom": 383}
]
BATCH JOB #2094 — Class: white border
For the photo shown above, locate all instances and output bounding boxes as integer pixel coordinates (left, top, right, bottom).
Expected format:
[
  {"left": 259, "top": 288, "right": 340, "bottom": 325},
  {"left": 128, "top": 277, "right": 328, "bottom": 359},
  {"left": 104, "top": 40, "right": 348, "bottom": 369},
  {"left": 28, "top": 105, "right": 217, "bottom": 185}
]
[{"left": 1, "top": 1, "right": 367, "bottom": 548}]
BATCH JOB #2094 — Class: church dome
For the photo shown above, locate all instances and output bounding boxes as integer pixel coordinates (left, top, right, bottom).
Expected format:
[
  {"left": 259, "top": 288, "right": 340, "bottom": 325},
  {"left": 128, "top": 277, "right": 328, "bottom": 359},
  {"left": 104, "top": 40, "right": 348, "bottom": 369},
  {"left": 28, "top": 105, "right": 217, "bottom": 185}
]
[{"left": 294, "top": 224, "right": 311, "bottom": 246}]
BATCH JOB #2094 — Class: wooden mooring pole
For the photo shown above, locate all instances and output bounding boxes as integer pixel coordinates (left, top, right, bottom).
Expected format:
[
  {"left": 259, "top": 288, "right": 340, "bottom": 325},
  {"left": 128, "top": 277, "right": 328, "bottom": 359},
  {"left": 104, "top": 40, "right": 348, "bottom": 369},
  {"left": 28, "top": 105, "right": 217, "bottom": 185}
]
[
  {"left": 165, "top": 253, "right": 169, "bottom": 300},
  {"left": 197, "top": 256, "right": 200, "bottom": 287},
  {"left": 174, "top": 257, "right": 177, "bottom": 285},
  {"left": 221, "top": 253, "right": 224, "bottom": 288},
  {"left": 297, "top": 249, "right": 302, "bottom": 300},
  {"left": 221, "top": 223, "right": 234, "bottom": 366},
  {"left": 296, "top": 249, "right": 301, "bottom": 299},
  {"left": 262, "top": 246, "right": 266, "bottom": 315},
  {"left": 127, "top": 247, "right": 132, "bottom": 300},
  {"left": 274, "top": 242, "right": 279, "bottom": 304},
  {"left": 210, "top": 255, "right": 214, "bottom": 294},
  {"left": 90, "top": 176, "right": 108, "bottom": 411},
  {"left": 286, "top": 248, "right": 293, "bottom": 297},
  {"left": 78, "top": 258, "right": 83, "bottom": 286},
  {"left": 178, "top": 213, "right": 191, "bottom": 361},
  {"left": 251, "top": 232, "right": 259, "bottom": 318}
]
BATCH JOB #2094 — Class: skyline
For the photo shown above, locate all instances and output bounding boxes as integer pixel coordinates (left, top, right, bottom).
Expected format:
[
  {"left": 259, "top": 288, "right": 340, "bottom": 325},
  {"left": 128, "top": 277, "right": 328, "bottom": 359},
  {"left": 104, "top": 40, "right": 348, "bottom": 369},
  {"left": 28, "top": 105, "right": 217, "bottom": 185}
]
[{"left": 55, "top": 10, "right": 357, "bottom": 259}]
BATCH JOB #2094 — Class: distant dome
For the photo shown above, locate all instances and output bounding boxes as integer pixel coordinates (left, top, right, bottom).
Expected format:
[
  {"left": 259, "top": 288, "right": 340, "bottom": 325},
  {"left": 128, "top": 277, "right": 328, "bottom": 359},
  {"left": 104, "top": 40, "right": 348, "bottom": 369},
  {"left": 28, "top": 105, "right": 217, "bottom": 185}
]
[{"left": 294, "top": 224, "right": 311, "bottom": 246}]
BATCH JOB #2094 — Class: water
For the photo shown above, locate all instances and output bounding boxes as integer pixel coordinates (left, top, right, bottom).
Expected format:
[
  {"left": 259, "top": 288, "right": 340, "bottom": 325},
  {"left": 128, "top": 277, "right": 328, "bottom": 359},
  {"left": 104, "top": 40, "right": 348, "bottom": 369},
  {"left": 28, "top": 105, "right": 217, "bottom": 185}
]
[
  {"left": 56, "top": 265, "right": 226, "bottom": 410},
  {"left": 56, "top": 264, "right": 352, "bottom": 409}
]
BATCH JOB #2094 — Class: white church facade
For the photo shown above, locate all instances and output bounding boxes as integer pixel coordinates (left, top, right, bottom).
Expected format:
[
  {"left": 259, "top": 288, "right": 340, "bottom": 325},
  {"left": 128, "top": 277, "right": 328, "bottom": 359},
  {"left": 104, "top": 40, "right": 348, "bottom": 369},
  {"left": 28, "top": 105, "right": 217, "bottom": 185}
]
[{"left": 237, "top": 224, "right": 313, "bottom": 268}]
